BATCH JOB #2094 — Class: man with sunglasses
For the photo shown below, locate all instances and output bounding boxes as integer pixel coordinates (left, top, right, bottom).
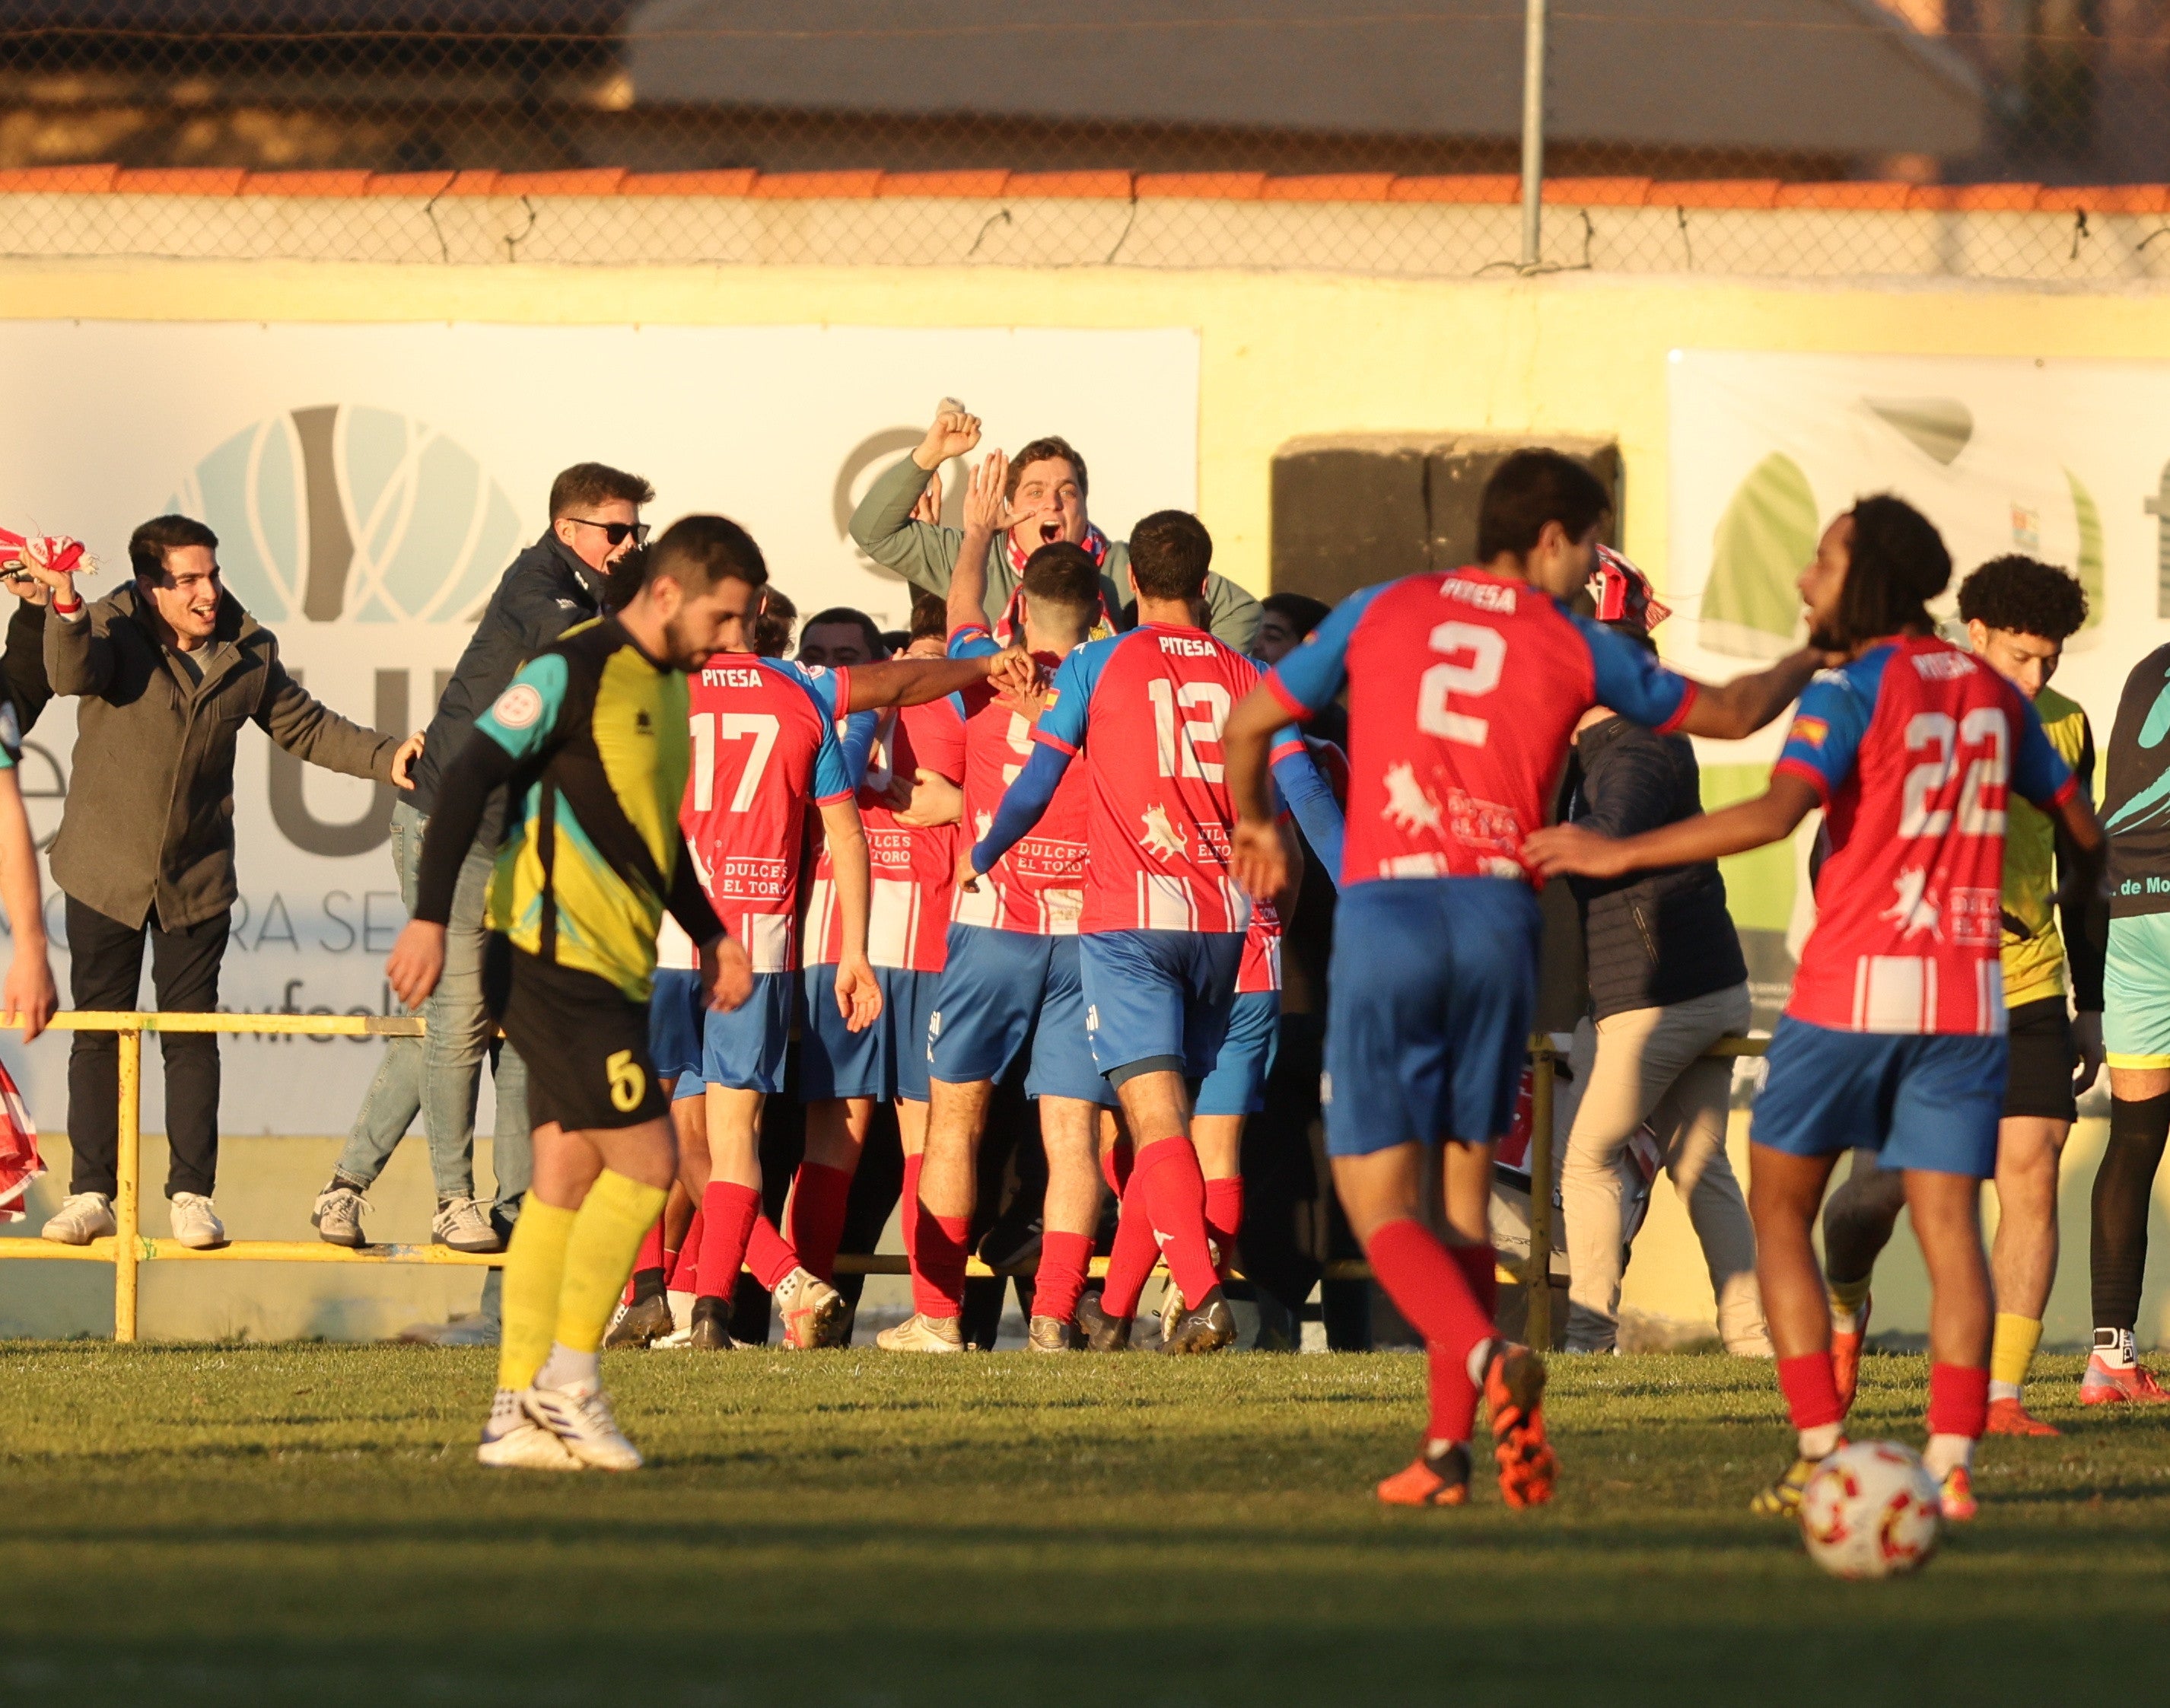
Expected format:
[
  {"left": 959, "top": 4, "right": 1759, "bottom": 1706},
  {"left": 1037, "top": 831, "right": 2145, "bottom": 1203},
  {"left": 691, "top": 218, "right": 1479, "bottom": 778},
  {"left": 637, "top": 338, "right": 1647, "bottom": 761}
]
[{"left": 314, "top": 463, "right": 653, "bottom": 1341}]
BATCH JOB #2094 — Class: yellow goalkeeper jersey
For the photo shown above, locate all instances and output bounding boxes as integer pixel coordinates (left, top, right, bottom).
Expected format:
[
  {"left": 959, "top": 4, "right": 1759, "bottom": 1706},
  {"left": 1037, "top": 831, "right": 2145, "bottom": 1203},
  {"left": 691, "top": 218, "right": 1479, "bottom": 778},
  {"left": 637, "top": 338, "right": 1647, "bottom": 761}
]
[{"left": 2001, "top": 684, "right": 2093, "bottom": 1008}]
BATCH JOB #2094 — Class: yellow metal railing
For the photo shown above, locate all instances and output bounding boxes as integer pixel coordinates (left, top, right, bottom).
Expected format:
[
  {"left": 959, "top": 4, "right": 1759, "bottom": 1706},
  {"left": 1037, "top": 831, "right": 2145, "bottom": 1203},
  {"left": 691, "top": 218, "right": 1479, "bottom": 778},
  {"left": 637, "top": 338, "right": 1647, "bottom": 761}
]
[{"left": 0, "top": 1013, "right": 1763, "bottom": 1344}]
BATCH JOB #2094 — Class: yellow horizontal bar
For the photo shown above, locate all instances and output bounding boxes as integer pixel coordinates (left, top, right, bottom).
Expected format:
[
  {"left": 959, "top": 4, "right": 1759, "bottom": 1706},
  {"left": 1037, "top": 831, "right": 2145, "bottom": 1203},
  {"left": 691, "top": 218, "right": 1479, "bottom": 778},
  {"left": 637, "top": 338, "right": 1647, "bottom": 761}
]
[
  {"left": 23, "top": 1011, "right": 425, "bottom": 1037},
  {"left": 0, "top": 1239, "right": 1393, "bottom": 1285}
]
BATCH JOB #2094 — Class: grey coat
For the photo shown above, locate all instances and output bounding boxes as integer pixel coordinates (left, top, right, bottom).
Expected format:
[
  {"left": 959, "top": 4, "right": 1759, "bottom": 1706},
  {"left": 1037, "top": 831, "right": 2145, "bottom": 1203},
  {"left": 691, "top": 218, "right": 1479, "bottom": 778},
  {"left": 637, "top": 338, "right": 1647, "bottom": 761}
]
[{"left": 46, "top": 582, "right": 399, "bottom": 930}]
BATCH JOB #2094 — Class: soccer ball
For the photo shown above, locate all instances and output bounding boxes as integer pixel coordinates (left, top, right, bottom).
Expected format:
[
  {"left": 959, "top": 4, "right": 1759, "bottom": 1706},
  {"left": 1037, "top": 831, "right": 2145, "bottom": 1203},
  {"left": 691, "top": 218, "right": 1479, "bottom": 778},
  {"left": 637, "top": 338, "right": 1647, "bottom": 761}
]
[{"left": 1798, "top": 1442, "right": 1943, "bottom": 1579}]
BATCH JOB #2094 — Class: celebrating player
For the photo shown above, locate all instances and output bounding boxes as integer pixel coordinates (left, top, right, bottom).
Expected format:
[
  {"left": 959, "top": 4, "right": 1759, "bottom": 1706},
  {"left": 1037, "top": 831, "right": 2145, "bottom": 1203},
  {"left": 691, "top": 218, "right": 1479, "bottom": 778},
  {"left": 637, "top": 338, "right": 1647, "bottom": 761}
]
[
  {"left": 882, "top": 455, "right": 1118, "bottom": 1353},
  {"left": 963, "top": 509, "right": 1325, "bottom": 1354},
  {"left": 794, "top": 609, "right": 966, "bottom": 1300},
  {"left": 1817, "top": 556, "right": 2102, "bottom": 1433},
  {"left": 672, "top": 600, "right": 1011, "bottom": 1350},
  {"left": 1224, "top": 449, "right": 1828, "bottom": 1510},
  {"left": 387, "top": 516, "right": 762, "bottom": 1472},
  {"left": 1527, "top": 496, "right": 2102, "bottom": 1522}
]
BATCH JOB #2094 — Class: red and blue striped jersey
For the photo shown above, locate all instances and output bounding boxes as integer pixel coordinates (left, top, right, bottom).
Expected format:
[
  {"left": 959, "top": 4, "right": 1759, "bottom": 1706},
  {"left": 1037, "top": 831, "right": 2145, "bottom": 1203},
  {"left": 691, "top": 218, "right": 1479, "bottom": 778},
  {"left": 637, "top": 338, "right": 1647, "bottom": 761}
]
[
  {"left": 1774, "top": 635, "right": 2073, "bottom": 1035},
  {"left": 1265, "top": 568, "right": 1694, "bottom": 888}
]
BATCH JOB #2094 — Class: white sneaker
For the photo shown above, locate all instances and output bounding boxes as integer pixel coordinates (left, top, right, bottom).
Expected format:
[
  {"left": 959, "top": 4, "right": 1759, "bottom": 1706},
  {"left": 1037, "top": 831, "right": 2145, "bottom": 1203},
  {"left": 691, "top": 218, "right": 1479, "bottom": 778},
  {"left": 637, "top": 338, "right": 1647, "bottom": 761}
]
[
  {"left": 476, "top": 1389, "right": 583, "bottom": 1471},
  {"left": 311, "top": 1182, "right": 368, "bottom": 1247},
  {"left": 431, "top": 1195, "right": 504, "bottom": 1254},
  {"left": 522, "top": 1380, "right": 643, "bottom": 1471},
  {"left": 168, "top": 1192, "right": 227, "bottom": 1249},
  {"left": 875, "top": 1312, "right": 965, "bottom": 1353},
  {"left": 41, "top": 1191, "right": 115, "bottom": 1245}
]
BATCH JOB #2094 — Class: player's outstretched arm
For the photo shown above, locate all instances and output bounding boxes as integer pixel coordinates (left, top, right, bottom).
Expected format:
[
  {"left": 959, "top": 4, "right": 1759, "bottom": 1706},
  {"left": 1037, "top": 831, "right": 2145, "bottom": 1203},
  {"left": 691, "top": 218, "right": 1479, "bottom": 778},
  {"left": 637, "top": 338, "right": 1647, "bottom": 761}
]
[
  {"left": 817, "top": 796, "right": 883, "bottom": 1034},
  {"left": 0, "top": 767, "right": 55, "bottom": 1042},
  {"left": 1526, "top": 771, "right": 1822, "bottom": 881},
  {"left": 1674, "top": 648, "right": 1828, "bottom": 741},
  {"left": 843, "top": 654, "right": 1011, "bottom": 714}
]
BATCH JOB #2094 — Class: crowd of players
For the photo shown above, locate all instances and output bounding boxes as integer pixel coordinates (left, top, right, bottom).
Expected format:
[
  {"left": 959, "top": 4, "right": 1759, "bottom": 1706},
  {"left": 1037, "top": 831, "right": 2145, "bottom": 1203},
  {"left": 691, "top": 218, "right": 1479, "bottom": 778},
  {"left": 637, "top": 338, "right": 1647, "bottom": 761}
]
[{"left": 12, "top": 399, "right": 2168, "bottom": 1516}]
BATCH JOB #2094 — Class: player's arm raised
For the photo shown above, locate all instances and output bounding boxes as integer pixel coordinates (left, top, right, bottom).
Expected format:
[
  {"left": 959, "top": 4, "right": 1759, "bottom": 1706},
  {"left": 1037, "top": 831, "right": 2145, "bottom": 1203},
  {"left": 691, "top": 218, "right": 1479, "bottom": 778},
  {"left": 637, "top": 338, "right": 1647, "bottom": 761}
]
[
  {"left": 948, "top": 450, "right": 1011, "bottom": 641},
  {"left": 817, "top": 795, "right": 883, "bottom": 1033},
  {"left": 842, "top": 650, "right": 1020, "bottom": 715}
]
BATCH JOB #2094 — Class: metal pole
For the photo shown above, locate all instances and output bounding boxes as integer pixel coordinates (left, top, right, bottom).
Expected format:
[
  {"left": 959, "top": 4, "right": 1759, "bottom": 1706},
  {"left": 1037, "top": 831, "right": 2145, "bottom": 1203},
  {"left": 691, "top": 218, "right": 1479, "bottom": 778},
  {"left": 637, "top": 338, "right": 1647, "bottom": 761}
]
[
  {"left": 113, "top": 1026, "right": 141, "bottom": 1343},
  {"left": 1519, "top": 0, "right": 1548, "bottom": 270},
  {"left": 1525, "top": 1040, "right": 1555, "bottom": 1349}
]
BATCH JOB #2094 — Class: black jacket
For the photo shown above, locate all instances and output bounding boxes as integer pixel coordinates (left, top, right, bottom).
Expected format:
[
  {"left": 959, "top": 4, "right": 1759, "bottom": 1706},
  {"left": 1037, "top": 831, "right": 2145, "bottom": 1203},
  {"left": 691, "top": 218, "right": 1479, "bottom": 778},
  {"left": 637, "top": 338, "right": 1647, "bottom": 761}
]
[
  {"left": 3, "top": 600, "right": 50, "bottom": 733},
  {"left": 410, "top": 532, "right": 610, "bottom": 843},
  {"left": 1566, "top": 714, "right": 1747, "bottom": 1021}
]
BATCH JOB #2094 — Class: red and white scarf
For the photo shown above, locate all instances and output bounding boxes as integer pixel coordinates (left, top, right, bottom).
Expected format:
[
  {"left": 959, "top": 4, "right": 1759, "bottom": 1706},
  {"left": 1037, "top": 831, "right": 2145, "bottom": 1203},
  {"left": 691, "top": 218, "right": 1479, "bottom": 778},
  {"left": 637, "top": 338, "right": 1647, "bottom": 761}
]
[{"left": 994, "top": 520, "right": 1116, "bottom": 645}]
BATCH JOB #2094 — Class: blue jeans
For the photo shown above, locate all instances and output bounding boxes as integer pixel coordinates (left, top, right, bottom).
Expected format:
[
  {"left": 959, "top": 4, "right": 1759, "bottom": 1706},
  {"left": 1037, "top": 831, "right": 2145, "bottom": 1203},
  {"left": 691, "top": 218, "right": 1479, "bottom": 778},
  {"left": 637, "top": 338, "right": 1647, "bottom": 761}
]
[{"left": 332, "top": 800, "right": 530, "bottom": 1213}]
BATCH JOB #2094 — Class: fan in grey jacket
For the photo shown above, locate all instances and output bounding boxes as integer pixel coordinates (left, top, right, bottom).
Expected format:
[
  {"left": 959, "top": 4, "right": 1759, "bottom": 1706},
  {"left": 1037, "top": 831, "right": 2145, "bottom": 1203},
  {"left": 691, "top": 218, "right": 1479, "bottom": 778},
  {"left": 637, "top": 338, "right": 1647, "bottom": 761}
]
[
  {"left": 28, "top": 515, "right": 420, "bottom": 1253},
  {"left": 849, "top": 399, "right": 1260, "bottom": 652},
  {"left": 1555, "top": 555, "right": 1771, "bottom": 1356}
]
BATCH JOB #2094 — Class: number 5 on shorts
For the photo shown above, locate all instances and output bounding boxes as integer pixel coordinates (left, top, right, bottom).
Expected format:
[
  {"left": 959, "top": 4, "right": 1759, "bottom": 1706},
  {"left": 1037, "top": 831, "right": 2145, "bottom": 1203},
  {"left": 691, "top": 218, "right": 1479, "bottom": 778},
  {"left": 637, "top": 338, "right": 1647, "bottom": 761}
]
[{"left": 606, "top": 1048, "right": 646, "bottom": 1114}]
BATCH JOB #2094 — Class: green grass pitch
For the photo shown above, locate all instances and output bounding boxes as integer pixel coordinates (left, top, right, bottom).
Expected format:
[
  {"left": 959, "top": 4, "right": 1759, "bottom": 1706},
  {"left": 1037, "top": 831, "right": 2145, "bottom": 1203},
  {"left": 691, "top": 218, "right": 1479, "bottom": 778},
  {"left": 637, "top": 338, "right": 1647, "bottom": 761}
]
[{"left": 2, "top": 1342, "right": 2165, "bottom": 1705}]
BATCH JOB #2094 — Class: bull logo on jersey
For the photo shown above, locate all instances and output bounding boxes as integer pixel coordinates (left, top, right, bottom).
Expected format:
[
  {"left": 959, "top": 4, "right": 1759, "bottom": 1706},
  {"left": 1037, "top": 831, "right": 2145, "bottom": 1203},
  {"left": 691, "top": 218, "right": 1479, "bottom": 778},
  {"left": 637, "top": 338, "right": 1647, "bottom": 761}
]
[
  {"left": 1882, "top": 868, "right": 1944, "bottom": 939},
  {"left": 1382, "top": 762, "right": 1444, "bottom": 835},
  {"left": 1140, "top": 802, "right": 1186, "bottom": 862}
]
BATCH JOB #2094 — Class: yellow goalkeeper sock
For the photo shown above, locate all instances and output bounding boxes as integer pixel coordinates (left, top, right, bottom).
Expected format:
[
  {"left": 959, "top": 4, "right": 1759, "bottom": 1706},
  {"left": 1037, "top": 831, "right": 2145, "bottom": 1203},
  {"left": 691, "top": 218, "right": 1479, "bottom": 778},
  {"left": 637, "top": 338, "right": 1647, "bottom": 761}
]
[
  {"left": 1827, "top": 1271, "right": 1873, "bottom": 1325},
  {"left": 555, "top": 1169, "right": 670, "bottom": 1357},
  {"left": 495, "top": 1198, "right": 577, "bottom": 1395},
  {"left": 1989, "top": 1312, "right": 2043, "bottom": 1401}
]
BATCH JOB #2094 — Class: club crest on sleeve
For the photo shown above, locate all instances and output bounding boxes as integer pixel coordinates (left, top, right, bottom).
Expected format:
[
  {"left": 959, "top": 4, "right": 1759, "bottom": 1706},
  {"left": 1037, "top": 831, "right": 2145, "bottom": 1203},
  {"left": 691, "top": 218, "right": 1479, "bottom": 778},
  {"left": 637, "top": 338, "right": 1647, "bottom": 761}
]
[{"left": 492, "top": 682, "right": 544, "bottom": 730}]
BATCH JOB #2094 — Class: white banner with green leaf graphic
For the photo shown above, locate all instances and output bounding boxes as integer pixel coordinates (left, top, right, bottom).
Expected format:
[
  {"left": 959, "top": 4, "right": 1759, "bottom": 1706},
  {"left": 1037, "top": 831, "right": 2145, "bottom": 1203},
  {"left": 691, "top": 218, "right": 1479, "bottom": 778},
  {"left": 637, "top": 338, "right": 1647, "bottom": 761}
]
[{"left": 1669, "top": 348, "right": 2170, "bottom": 1019}]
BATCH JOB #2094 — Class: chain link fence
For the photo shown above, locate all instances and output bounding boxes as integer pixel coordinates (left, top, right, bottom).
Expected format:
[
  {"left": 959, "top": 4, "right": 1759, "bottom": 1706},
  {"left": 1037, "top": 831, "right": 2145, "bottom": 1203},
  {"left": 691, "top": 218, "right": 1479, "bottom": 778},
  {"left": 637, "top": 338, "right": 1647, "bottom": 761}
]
[{"left": 5, "top": 2, "right": 2170, "bottom": 281}]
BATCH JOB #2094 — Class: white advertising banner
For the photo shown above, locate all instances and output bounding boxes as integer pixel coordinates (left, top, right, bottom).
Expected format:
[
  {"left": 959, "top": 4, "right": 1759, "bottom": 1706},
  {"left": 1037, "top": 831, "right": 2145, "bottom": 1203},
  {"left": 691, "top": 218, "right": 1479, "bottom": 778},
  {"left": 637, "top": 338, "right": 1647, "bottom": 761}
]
[
  {"left": 1669, "top": 348, "right": 2170, "bottom": 745},
  {"left": 1671, "top": 350, "right": 2170, "bottom": 1010},
  {"left": 0, "top": 321, "right": 1201, "bottom": 1133}
]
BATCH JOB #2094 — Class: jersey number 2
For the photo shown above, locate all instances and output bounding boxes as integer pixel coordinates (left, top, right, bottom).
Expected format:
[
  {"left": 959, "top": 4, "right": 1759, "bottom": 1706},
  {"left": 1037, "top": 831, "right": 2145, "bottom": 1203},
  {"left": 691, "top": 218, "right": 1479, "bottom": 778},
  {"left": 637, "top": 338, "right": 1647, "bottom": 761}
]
[
  {"left": 690, "top": 711, "right": 781, "bottom": 813},
  {"left": 1417, "top": 622, "right": 1506, "bottom": 746}
]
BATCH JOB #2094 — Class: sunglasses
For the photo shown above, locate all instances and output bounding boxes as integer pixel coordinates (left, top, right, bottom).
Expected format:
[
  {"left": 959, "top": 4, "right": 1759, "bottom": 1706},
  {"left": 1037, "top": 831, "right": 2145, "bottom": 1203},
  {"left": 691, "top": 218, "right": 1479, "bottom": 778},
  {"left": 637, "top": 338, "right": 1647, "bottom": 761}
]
[{"left": 567, "top": 517, "right": 651, "bottom": 547}]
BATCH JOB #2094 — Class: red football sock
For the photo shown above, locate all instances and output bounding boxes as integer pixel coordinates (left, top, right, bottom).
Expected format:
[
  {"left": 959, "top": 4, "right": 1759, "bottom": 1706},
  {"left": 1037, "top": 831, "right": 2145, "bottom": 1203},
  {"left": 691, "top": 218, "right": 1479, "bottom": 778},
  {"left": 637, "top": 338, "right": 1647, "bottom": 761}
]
[
  {"left": 1776, "top": 1351, "right": 1846, "bottom": 1431},
  {"left": 745, "top": 1215, "right": 802, "bottom": 1292},
  {"left": 1137, "top": 1137, "right": 1219, "bottom": 1307},
  {"left": 1366, "top": 1218, "right": 1495, "bottom": 1435},
  {"left": 785, "top": 1161, "right": 854, "bottom": 1283},
  {"left": 1204, "top": 1175, "right": 1244, "bottom": 1266},
  {"left": 1927, "top": 1361, "right": 1990, "bottom": 1440},
  {"left": 670, "top": 1207, "right": 705, "bottom": 1294},
  {"left": 1099, "top": 1169, "right": 1160, "bottom": 1319},
  {"left": 624, "top": 1215, "right": 668, "bottom": 1305},
  {"left": 900, "top": 1153, "right": 924, "bottom": 1266},
  {"left": 696, "top": 1183, "right": 760, "bottom": 1302},
  {"left": 912, "top": 1201, "right": 971, "bottom": 1320},
  {"left": 1424, "top": 1244, "right": 1500, "bottom": 1442},
  {"left": 1031, "top": 1230, "right": 1094, "bottom": 1325},
  {"left": 1100, "top": 1139, "right": 1134, "bottom": 1198}
]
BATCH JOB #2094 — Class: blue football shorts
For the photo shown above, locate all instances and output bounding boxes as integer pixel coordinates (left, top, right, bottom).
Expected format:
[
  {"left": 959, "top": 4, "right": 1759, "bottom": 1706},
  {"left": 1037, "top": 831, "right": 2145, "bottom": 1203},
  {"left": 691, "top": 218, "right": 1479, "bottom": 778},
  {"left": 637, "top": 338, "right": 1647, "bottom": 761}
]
[
  {"left": 692, "top": 969, "right": 795, "bottom": 1098},
  {"left": 1078, "top": 928, "right": 1246, "bottom": 1086},
  {"left": 1322, "top": 876, "right": 1539, "bottom": 1157},
  {"left": 799, "top": 963, "right": 939, "bottom": 1103},
  {"left": 1194, "top": 988, "right": 1281, "bottom": 1117},
  {"left": 2105, "top": 912, "right": 2170, "bottom": 1070},
  {"left": 646, "top": 968, "right": 707, "bottom": 1086},
  {"left": 926, "top": 924, "right": 1113, "bottom": 1106},
  {"left": 1751, "top": 1016, "right": 2006, "bottom": 1178}
]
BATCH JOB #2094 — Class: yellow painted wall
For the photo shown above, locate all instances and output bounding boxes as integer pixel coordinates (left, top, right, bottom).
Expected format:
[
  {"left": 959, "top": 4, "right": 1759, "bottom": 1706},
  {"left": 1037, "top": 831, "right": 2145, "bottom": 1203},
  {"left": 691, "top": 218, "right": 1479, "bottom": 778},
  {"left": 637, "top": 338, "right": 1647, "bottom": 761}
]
[{"left": 9, "top": 257, "right": 2170, "bottom": 596}]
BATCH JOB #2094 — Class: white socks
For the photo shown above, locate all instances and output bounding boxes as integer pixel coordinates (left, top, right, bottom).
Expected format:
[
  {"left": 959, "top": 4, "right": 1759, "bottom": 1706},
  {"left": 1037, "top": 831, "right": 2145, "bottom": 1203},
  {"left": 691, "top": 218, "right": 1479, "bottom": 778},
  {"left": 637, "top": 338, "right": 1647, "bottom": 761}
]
[
  {"left": 1798, "top": 1423, "right": 1843, "bottom": 1461},
  {"left": 1923, "top": 1433, "right": 1974, "bottom": 1480},
  {"left": 2093, "top": 1327, "right": 2137, "bottom": 1369},
  {"left": 534, "top": 1342, "right": 600, "bottom": 1393}
]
